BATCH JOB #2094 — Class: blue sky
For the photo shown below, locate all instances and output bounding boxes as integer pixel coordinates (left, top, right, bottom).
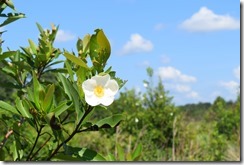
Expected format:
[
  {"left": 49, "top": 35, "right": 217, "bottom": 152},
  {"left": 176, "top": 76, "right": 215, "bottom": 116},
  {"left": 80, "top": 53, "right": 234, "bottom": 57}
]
[{"left": 1, "top": 0, "right": 240, "bottom": 105}]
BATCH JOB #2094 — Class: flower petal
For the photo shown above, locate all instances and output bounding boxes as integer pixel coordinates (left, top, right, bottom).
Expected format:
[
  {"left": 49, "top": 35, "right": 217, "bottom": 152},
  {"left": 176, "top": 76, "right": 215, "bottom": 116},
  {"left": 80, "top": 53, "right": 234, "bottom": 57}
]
[
  {"left": 82, "top": 79, "right": 96, "bottom": 91},
  {"left": 92, "top": 74, "right": 110, "bottom": 87},
  {"left": 100, "top": 95, "right": 114, "bottom": 106},
  {"left": 105, "top": 79, "right": 119, "bottom": 96},
  {"left": 82, "top": 74, "right": 119, "bottom": 106},
  {"left": 85, "top": 94, "right": 101, "bottom": 106}
]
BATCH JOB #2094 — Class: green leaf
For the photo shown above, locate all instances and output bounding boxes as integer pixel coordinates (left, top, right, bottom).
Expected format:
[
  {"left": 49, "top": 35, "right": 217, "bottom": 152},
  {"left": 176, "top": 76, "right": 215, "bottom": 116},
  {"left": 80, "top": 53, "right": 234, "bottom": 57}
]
[
  {"left": 83, "top": 34, "right": 90, "bottom": 53},
  {"left": 28, "top": 39, "right": 37, "bottom": 55},
  {"left": 36, "top": 22, "right": 44, "bottom": 34},
  {"left": 0, "top": 13, "right": 25, "bottom": 27},
  {"left": 52, "top": 153, "right": 82, "bottom": 161},
  {"left": 65, "top": 60, "right": 74, "bottom": 82},
  {"left": 106, "top": 153, "right": 116, "bottom": 161},
  {"left": 58, "top": 145, "right": 106, "bottom": 161},
  {"left": 32, "top": 71, "right": 41, "bottom": 110},
  {"left": 96, "top": 29, "right": 111, "bottom": 58},
  {"left": 116, "top": 144, "right": 125, "bottom": 161},
  {"left": 10, "top": 141, "right": 18, "bottom": 161},
  {"left": 0, "top": 148, "right": 5, "bottom": 161},
  {"left": 51, "top": 101, "right": 72, "bottom": 117},
  {"left": 15, "top": 98, "right": 32, "bottom": 118},
  {"left": 0, "top": 51, "right": 16, "bottom": 60},
  {"left": 95, "top": 114, "right": 124, "bottom": 129},
  {"left": 76, "top": 66, "right": 86, "bottom": 98},
  {"left": 132, "top": 143, "right": 142, "bottom": 160},
  {"left": 0, "top": 3, "right": 7, "bottom": 14},
  {"left": 46, "top": 60, "right": 64, "bottom": 68},
  {"left": 78, "top": 148, "right": 106, "bottom": 161},
  {"left": 4, "top": 0, "right": 15, "bottom": 10},
  {"left": 0, "top": 101, "right": 18, "bottom": 114},
  {"left": 43, "top": 84, "right": 55, "bottom": 113},
  {"left": 58, "top": 73, "right": 83, "bottom": 121},
  {"left": 63, "top": 51, "right": 89, "bottom": 69}
]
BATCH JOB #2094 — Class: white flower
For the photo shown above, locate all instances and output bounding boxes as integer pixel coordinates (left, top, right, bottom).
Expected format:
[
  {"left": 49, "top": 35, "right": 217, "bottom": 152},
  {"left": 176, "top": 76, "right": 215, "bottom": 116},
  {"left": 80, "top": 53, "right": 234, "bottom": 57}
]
[{"left": 82, "top": 74, "right": 119, "bottom": 106}]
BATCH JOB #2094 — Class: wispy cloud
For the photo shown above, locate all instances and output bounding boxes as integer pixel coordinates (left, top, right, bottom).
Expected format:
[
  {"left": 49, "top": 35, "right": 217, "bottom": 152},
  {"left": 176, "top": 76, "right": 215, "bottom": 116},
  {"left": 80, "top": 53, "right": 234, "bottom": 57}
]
[
  {"left": 160, "top": 55, "right": 170, "bottom": 64},
  {"left": 158, "top": 66, "right": 196, "bottom": 83},
  {"left": 56, "top": 30, "right": 76, "bottom": 42},
  {"left": 233, "top": 66, "right": 240, "bottom": 79},
  {"left": 165, "top": 83, "right": 199, "bottom": 99},
  {"left": 180, "top": 6, "right": 240, "bottom": 32},
  {"left": 186, "top": 91, "right": 199, "bottom": 99},
  {"left": 220, "top": 81, "right": 239, "bottom": 94},
  {"left": 120, "top": 33, "right": 153, "bottom": 55},
  {"left": 154, "top": 23, "right": 165, "bottom": 31},
  {"left": 158, "top": 66, "right": 199, "bottom": 100},
  {"left": 174, "top": 84, "right": 191, "bottom": 93}
]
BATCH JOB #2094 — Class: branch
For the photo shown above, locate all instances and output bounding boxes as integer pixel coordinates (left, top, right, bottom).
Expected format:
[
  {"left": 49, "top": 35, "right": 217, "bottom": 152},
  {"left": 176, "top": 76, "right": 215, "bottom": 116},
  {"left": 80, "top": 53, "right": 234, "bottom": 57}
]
[
  {"left": 46, "top": 105, "right": 93, "bottom": 160},
  {"left": 0, "top": 118, "right": 24, "bottom": 150},
  {"left": 29, "top": 134, "right": 52, "bottom": 160},
  {"left": 26, "top": 125, "right": 44, "bottom": 161}
]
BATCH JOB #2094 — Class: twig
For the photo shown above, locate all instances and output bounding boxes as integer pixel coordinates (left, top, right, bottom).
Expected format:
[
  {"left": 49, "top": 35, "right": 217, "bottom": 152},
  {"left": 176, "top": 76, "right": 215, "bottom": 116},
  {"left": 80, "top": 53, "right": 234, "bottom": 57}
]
[
  {"left": 46, "top": 105, "right": 93, "bottom": 160},
  {"left": 29, "top": 134, "right": 52, "bottom": 160},
  {"left": 26, "top": 125, "right": 44, "bottom": 161},
  {"left": 0, "top": 118, "right": 24, "bottom": 150}
]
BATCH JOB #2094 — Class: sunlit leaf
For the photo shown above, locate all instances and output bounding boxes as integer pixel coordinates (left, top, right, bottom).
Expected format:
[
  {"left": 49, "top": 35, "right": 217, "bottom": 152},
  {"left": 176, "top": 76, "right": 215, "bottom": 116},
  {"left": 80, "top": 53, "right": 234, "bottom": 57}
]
[
  {"left": 51, "top": 100, "right": 72, "bottom": 117},
  {"left": 15, "top": 98, "right": 32, "bottom": 118},
  {"left": 95, "top": 114, "right": 124, "bottom": 129},
  {"left": 0, "top": 100, "right": 18, "bottom": 114},
  {"left": 0, "top": 51, "right": 16, "bottom": 60},
  {"left": 132, "top": 143, "right": 142, "bottom": 160},
  {"left": 96, "top": 29, "right": 111, "bottom": 60},
  {"left": 28, "top": 39, "right": 37, "bottom": 55},
  {"left": 63, "top": 51, "right": 89, "bottom": 69},
  {"left": 0, "top": 13, "right": 25, "bottom": 27},
  {"left": 116, "top": 144, "right": 125, "bottom": 161},
  {"left": 78, "top": 148, "right": 106, "bottom": 161},
  {"left": 43, "top": 84, "right": 55, "bottom": 113},
  {"left": 83, "top": 34, "right": 90, "bottom": 53}
]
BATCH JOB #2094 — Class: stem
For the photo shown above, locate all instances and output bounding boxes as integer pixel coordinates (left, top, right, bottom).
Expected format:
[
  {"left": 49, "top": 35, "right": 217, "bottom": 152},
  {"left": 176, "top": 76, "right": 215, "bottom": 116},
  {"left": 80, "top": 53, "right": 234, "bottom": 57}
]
[
  {"left": 0, "top": 130, "right": 13, "bottom": 149},
  {"left": 29, "top": 134, "right": 52, "bottom": 160},
  {"left": 0, "top": 118, "right": 24, "bottom": 149},
  {"left": 61, "top": 112, "right": 71, "bottom": 124},
  {"left": 46, "top": 106, "right": 93, "bottom": 160},
  {"left": 26, "top": 125, "right": 44, "bottom": 161}
]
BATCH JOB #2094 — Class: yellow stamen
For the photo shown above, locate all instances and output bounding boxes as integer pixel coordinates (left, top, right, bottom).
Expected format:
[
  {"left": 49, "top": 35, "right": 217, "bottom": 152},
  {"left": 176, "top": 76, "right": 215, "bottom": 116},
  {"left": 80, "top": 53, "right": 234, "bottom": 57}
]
[{"left": 94, "top": 85, "right": 104, "bottom": 97}]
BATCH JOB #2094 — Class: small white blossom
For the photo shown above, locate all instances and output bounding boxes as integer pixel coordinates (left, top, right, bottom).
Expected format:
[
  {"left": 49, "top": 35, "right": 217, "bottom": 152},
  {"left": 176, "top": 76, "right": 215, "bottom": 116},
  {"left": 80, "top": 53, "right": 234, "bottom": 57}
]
[
  {"left": 135, "top": 118, "right": 139, "bottom": 123},
  {"left": 82, "top": 74, "right": 119, "bottom": 106}
]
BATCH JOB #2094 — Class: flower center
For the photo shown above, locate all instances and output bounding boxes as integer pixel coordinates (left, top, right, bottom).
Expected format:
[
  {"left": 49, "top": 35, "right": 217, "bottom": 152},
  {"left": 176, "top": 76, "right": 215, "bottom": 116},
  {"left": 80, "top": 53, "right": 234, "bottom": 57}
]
[{"left": 94, "top": 85, "right": 105, "bottom": 97}]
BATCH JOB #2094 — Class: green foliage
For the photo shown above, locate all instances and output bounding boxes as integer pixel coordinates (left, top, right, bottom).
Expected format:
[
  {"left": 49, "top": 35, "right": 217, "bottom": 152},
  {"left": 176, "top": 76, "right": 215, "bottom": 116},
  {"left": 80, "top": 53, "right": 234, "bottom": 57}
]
[
  {"left": 0, "top": 0, "right": 25, "bottom": 28},
  {"left": 0, "top": 8, "right": 126, "bottom": 160}
]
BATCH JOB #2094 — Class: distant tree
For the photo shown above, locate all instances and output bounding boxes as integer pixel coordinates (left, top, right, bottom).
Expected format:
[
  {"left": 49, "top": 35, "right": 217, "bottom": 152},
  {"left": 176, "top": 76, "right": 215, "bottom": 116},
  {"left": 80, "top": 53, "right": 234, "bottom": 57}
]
[{"left": 106, "top": 67, "right": 177, "bottom": 160}]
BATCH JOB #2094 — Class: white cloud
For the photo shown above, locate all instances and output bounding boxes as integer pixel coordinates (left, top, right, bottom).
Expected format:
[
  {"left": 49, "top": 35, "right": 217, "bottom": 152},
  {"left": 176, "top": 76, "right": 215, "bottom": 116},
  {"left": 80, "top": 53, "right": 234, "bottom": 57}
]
[
  {"left": 158, "top": 66, "right": 197, "bottom": 83},
  {"left": 180, "top": 6, "right": 240, "bottom": 32},
  {"left": 154, "top": 23, "right": 165, "bottom": 31},
  {"left": 233, "top": 66, "right": 240, "bottom": 79},
  {"left": 121, "top": 33, "right": 153, "bottom": 55},
  {"left": 140, "top": 60, "right": 150, "bottom": 67},
  {"left": 56, "top": 30, "right": 76, "bottom": 42},
  {"left": 161, "top": 55, "right": 170, "bottom": 64},
  {"left": 174, "top": 84, "right": 191, "bottom": 93},
  {"left": 220, "top": 81, "right": 239, "bottom": 94},
  {"left": 186, "top": 91, "right": 199, "bottom": 99}
]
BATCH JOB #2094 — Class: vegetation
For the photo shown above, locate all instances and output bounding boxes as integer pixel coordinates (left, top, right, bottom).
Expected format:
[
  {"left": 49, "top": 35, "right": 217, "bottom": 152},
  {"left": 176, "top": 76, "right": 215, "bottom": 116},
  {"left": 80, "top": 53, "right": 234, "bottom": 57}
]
[{"left": 0, "top": 0, "right": 240, "bottom": 161}]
